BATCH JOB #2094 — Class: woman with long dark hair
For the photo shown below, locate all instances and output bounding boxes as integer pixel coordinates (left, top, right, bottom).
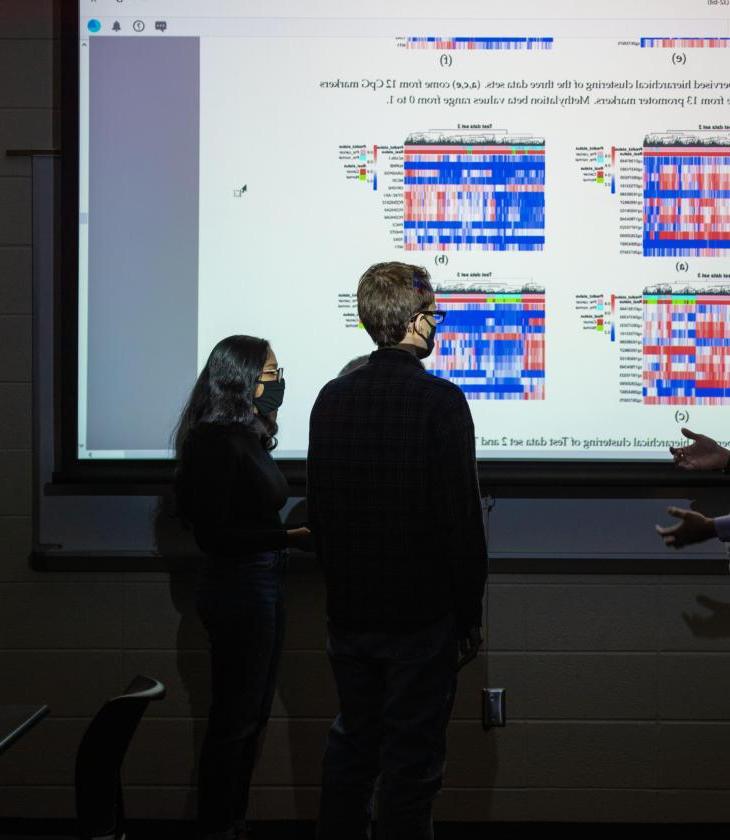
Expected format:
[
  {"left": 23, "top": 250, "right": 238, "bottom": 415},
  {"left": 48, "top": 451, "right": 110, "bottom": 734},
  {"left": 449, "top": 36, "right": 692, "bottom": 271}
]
[{"left": 175, "top": 335, "right": 309, "bottom": 840}]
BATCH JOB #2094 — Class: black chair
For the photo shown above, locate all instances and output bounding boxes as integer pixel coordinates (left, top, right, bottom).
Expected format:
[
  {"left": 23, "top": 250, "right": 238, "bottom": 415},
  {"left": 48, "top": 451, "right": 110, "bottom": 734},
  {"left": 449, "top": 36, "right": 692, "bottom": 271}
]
[{"left": 75, "top": 675, "right": 166, "bottom": 840}]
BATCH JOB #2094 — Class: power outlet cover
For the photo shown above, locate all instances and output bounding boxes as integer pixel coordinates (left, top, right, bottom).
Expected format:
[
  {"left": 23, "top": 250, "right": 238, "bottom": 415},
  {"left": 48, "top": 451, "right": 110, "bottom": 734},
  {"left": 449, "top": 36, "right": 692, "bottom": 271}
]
[{"left": 482, "top": 688, "right": 506, "bottom": 729}]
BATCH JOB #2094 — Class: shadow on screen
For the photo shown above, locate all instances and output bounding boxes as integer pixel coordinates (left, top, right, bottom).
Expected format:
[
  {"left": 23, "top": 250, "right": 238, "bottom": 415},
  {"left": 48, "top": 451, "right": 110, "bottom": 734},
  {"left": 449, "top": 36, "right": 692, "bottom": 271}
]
[
  {"left": 338, "top": 354, "right": 370, "bottom": 377},
  {"left": 154, "top": 494, "right": 208, "bottom": 819},
  {"left": 658, "top": 492, "right": 730, "bottom": 641},
  {"left": 153, "top": 495, "right": 325, "bottom": 821},
  {"left": 270, "top": 499, "right": 328, "bottom": 818},
  {"left": 683, "top": 595, "right": 730, "bottom": 638}
]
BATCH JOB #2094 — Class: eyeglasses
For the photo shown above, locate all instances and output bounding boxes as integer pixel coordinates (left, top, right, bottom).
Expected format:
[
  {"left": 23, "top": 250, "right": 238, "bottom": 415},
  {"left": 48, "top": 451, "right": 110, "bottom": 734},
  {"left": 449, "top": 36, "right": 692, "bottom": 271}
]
[
  {"left": 411, "top": 309, "right": 447, "bottom": 325},
  {"left": 258, "top": 366, "right": 284, "bottom": 383}
]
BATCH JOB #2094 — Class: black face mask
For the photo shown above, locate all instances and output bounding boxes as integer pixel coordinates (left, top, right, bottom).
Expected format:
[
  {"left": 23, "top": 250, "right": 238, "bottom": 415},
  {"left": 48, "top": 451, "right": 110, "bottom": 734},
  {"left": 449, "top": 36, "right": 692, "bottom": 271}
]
[
  {"left": 414, "top": 317, "right": 437, "bottom": 359},
  {"left": 253, "top": 379, "right": 285, "bottom": 415}
]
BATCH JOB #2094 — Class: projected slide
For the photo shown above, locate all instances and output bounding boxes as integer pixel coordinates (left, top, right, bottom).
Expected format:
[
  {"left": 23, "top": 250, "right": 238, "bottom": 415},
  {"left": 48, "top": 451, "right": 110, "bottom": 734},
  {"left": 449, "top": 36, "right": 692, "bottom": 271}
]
[{"left": 75, "top": 0, "right": 730, "bottom": 460}]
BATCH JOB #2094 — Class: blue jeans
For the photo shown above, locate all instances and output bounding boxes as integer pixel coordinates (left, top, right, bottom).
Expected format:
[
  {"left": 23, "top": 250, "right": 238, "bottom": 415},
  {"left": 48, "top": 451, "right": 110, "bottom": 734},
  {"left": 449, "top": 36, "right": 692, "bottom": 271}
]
[
  {"left": 196, "top": 551, "right": 287, "bottom": 839},
  {"left": 317, "top": 613, "right": 458, "bottom": 840}
]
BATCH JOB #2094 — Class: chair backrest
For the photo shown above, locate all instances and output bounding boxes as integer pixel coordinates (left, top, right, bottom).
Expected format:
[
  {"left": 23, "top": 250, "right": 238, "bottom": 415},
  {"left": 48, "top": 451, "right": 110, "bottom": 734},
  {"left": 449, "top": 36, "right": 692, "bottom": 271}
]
[{"left": 75, "top": 675, "right": 166, "bottom": 840}]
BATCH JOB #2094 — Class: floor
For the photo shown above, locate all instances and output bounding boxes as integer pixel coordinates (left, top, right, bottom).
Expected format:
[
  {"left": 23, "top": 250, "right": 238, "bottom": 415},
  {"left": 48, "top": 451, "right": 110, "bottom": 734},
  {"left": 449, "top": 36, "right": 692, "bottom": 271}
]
[{"left": 0, "top": 820, "right": 714, "bottom": 839}]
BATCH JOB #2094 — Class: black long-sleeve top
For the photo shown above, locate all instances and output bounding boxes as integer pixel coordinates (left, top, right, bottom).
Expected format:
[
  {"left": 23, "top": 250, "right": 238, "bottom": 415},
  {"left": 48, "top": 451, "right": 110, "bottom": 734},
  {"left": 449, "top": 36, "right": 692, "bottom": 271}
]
[
  {"left": 177, "top": 422, "right": 289, "bottom": 558},
  {"left": 307, "top": 347, "right": 488, "bottom": 635}
]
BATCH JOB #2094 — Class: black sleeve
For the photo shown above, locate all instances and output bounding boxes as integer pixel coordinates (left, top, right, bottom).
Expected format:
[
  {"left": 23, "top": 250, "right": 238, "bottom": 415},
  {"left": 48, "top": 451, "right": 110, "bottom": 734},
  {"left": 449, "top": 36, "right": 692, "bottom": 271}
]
[
  {"left": 195, "top": 521, "right": 288, "bottom": 556},
  {"left": 306, "top": 396, "right": 322, "bottom": 549},
  {"left": 433, "top": 392, "right": 488, "bottom": 636},
  {"left": 183, "top": 433, "right": 287, "bottom": 556}
]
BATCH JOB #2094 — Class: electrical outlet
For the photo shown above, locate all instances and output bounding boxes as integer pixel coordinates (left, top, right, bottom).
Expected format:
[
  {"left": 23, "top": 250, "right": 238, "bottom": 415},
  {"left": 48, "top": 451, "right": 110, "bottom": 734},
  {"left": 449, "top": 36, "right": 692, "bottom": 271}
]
[{"left": 482, "top": 688, "right": 506, "bottom": 729}]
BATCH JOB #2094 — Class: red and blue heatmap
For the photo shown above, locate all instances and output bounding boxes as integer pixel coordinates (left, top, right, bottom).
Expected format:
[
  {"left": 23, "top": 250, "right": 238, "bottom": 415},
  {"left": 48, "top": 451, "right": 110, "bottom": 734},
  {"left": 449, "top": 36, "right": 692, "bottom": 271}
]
[
  {"left": 405, "top": 36, "right": 553, "bottom": 50},
  {"left": 428, "top": 289, "right": 546, "bottom": 400},
  {"left": 643, "top": 291, "right": 730, "bottom": 404},
  {"left": 643, "top": 135, "right": 730, "bottom": 257},
  {"left": 641, "top": 37, "right": 730, "bottom": 47},
  {"left": 403, "top": 134, "right": 546, "bottom": 251}
]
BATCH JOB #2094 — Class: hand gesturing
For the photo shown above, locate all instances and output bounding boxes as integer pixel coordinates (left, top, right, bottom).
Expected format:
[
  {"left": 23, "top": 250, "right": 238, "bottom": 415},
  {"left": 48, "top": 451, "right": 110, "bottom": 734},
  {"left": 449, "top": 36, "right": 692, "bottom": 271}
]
[
  {"left": 655, "top": 506, "right": 716, "bottom": 548},
  {"left": 669, "top": 427, "right": 730, "bottom": 471}
]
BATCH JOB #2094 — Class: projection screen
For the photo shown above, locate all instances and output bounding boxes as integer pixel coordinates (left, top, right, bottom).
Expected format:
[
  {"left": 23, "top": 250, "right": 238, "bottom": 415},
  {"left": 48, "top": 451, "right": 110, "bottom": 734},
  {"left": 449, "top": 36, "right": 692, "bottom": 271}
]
[{"left": 74, "top": 0, "right": 730, "bottom": 464}]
